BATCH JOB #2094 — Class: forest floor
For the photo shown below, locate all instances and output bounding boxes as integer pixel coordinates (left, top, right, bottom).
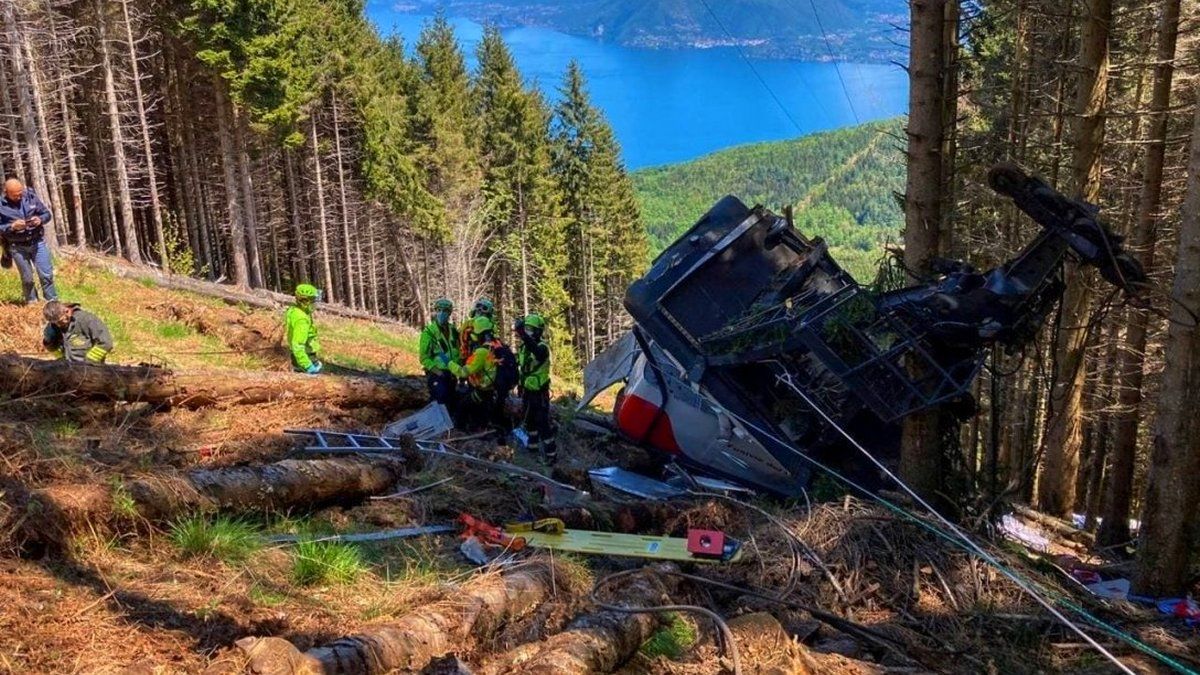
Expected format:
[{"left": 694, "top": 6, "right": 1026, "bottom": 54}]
[{"left": 0, "top": 256, "right": 1197, "bottom": 674}]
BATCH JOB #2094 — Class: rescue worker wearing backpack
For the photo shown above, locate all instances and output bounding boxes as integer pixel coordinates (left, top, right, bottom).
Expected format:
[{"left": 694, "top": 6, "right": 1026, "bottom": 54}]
[
  {"left": 420, "top": 298, "right": 465, "bottom": 411},
  {"left": 463, "top": 315, "right": 517, "bottom": 440},
  {"left": 514, "top": 313, "right": 556, "bottom": 464},
  {"left": 286, "top": 284, "right": 323, "bottom": 373},
  {"left": 458, "top": 297, "right": 495, "bottom": 362}
]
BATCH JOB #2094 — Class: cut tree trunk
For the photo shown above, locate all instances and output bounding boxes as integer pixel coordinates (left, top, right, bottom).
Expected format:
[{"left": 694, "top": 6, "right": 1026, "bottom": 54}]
[
  {"left": 0, "top": 355, "right": 426, "bottom": 411},
  {"left": 232, "top": 562, "right": 559, "bottom": 674},
  {"left": 18, "top": 455, "right": 415, "bottom": 545},
  {"left": 478, "top": 567, "right": 679, "bottom": 675}
]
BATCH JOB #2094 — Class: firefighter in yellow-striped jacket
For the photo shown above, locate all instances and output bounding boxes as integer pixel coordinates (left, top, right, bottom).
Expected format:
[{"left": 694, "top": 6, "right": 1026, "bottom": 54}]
[{"left": 42, "top": 300, "right": 113, "bottom": 364}]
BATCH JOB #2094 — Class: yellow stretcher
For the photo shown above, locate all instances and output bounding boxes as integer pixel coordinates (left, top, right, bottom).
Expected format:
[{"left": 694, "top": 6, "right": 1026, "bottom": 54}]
[{"left": 502, "top": 518, "right": 744, "bottom": 564}]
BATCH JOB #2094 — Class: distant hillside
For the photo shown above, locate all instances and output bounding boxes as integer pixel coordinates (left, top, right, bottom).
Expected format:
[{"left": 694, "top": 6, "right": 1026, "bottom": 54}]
[
  {"left": 396, "top": 0, "right": 907, "bottom": 62},
  {"left": 632, "top": 119, "right": 905, "bottom": 280}
]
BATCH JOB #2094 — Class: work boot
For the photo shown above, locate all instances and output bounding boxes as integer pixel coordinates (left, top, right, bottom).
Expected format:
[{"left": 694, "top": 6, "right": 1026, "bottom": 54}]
[{"left": 542, "top": 438, "right": 558, "bottom": 465}]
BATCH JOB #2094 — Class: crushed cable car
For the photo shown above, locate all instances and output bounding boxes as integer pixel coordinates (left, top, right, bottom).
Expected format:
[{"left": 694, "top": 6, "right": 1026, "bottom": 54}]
[{"left": 582, "top": 164, "right": 1146, "bottom": 496}]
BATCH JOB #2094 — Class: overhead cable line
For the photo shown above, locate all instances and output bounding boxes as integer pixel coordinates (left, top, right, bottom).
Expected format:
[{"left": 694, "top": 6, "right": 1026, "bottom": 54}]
[
  {"left": 696, "top": 0, "right": 806, "bottom": 134},
  {"left": 802, "top": 0, "right": 862, "bottom": 123}
]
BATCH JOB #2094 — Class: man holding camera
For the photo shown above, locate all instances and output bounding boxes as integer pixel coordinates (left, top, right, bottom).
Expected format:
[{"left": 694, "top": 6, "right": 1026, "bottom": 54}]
[{"left": 0, "top": 176, "right": 57, "bottom": 304}]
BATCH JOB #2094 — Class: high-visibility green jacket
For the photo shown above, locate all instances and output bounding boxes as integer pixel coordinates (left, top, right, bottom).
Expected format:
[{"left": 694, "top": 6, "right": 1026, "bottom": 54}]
[
  {"left": 420, "top": 321, "right": 460, "bottom": 373},
  {"left": 517, "top": 337, "right": 551, "bottom": 392},
  {"left": 465, "top": 344, "right": 498, "bottom": 390},
  {"left": 285, "top": 304, "right": 321, "bottom": 370},
  {"left": 43, "top": 306, "right": 113, "bottom": 363}
]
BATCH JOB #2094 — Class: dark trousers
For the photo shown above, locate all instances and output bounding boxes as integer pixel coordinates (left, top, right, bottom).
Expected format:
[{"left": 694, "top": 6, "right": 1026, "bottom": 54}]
[
  {"left": 465, "top": 387, "right": 509, "bottom": 441},
  {"left": 522, "top": 387, "right": 556, "bottom": 461},
  {"left": 426, "top": 370, "right": 458, "bottom": 419}
]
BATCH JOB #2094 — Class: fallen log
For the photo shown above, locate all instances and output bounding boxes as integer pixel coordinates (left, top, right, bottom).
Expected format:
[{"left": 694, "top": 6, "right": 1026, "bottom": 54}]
[
  {"left": 232, "top": 562, "right": 559, "bottom": 674},
  {"left": 477, "top": 566, "right": 680, "bottom": 675},
  {"left": 1010, "top": 503, "right": 1094, "bottom": 546},
  {"left": 537, "top": 498, "right": 743, "bottom": 536},
  {"left": 74, "top": 249, "right": 404, "bottom": 325},
  {"left": 0, "top": 354, "right": 427, "bottom": 411},
  {"left": 19, "top": 455, "right": 415, "bottom": 544}
]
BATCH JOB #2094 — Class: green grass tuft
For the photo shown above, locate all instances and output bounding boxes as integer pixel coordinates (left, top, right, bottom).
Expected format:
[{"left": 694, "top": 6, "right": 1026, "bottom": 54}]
[
  {"left": 248, "top": 583, "right": 288, "bottom": 607},
  {"left": 291, "top": 540, "right": 364, "bottom": 586},
  {"left": 169, "top": 516, "right": 262, "bottom": 562},
  {"left": 109, "top": 478, "right": 138, "bottom": 519},
  {"left": 640, "top": 613, "right": 697, "bottom": 660},
  {"left": 155, "top": 322, "right": 192, "bottom": 339}
]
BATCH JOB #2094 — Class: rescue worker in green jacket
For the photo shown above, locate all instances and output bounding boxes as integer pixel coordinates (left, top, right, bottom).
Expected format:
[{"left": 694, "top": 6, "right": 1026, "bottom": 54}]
[
  {"left": 463, "top": 315, "right": 515, "bottom": 439},
  {"left": 285, "top": 284, "right": 323, "bottom": 373},
  {"left": 419, "top": 298, "right": 465, "bottom": 411},
  {"left": 514, "top": 313, "right": 556, "bottom": 463},
  {"left": 42, "top": 300, "right": 113, "bottom": 364},
  {"left": 458, "top": 297, "right": 495, "bottom": 362}
]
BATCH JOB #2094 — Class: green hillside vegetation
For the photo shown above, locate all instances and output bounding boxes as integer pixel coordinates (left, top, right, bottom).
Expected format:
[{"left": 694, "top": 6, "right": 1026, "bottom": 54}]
[{"left": 633, "top": 119, "right": 905, "bottom": 280}]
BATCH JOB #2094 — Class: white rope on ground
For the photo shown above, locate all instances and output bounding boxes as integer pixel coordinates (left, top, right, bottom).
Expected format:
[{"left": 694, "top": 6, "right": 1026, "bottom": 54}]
[{"left": 716, "top": 373, "right": 1137, "bottom": 675}]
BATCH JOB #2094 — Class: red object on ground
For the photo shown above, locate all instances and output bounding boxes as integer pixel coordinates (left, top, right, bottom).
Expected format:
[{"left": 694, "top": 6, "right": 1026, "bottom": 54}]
[
  {"left": 615, "top": 393, "right": 682, "bottom": 454},
  {"left": 458, "top": 513, "right": 525, "bottom": 551},
  {"left": 686, "top": 529, "right": 726, "bottom": 559}
]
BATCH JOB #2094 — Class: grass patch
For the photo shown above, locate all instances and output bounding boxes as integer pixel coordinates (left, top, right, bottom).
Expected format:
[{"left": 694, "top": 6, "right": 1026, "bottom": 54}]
[
  {"left": 108, "top": 478, "right": 138, "bottom": 519},
  {"left": 291, "top": 540, "right": 364, "bottom": 586},
  {"left": 169, "top": 516, "right": 262, "bottom": 563},
  {"left": 640, "top": 613, "right": 697, "bottom": 660},
  {"left": 248, "top": 583, "right": 288, "bottom": 607},
  {"left": 155, "top": 322, "right": 192, "bottom": 339}
]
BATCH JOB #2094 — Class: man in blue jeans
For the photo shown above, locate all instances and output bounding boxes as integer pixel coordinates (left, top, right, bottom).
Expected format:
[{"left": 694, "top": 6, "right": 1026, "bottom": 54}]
[{"left": 0, "top": 176, "right": 56, "bottom": 304}]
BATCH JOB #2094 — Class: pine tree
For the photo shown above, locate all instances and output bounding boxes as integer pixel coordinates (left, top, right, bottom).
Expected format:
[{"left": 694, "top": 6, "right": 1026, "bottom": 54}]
[{"left": 475, "top": 27, "right": 573, "bottom": 370}]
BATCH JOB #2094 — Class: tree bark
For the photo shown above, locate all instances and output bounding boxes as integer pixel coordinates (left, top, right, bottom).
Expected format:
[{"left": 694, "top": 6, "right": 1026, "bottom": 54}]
[
  {"left": 900, "top": 0, "right": 953, "bottom": 504},
  {"left": 22, "top": 27, "right": 62, "bottom": 250},
  {"left": 478, "top": 568, "right": 678, "bottom": 675},
  {"left": 95, "top": 0, "right": 140, "bottom": 262},
  {"left": 214, "top": 77, "right": 249, "bottom": 286},
  {"left": 312, "top": 115, "right": 336, "bottom": 302},
  {"left": 331, "top": 92, "right": 358, "bottom": 309},
  {"left": 1133, "top": 94, "right": 1200, "bottom": 597},
  {"left": 233, "top": 562, "right": 559, "bottom": 674},
  {"left": 120, "top": 0, "right": 167, "bottom": 270},
  {"left": 18, "top": 455, "right": 414, "bottom": 546},
  {"left": 1097, "top": 0, "right": 1180, "bottom": 549},
  {"left": 4, "top": 4, "right": 55, "bottom": 248},
  {"left": 234, "top": 108, "right": 264, "bottom": 288},
  {"left": 0, "top": 355, "right": 426, "bottom": 411},
  {"left": 1036, "top": 0, "right": 1111, "bottom": 517}
]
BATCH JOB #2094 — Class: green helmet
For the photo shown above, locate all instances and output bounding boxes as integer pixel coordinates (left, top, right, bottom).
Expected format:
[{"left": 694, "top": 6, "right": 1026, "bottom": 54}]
[
  {"left": 295, "top": 283, "right": 320, "bottom": 300},
  {"left": 433, "top": 298, "right": 453, "bottom": 312},
  {"left": 524, "top": 313, "right": 546, "bottom": 330},
  {"left": 473, "top": 315, "right": 495, "bottom": 334},
  {"left": 472, "top": 297, "right": 495, "bottom": 317}
]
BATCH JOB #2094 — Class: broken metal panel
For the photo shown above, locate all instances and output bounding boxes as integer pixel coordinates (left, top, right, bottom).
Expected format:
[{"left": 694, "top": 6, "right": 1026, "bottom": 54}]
[
  {"left": 578, "top": 330, "right": 640, "bottom": 410},
  {"left": 589, "top": 466, "right": 687, "bottom": 500},
  {"left": 383, "top": 402, "right": 454, "bottom": 439}
]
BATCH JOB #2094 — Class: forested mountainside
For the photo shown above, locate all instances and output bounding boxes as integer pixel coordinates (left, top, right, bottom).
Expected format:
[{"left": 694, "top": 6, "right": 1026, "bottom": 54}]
[
  {"left": 633, "top": 120, "right": 904, "bottom": 280},
  {"left": 390, "top": 0, "right": 908, "bottom": 62},
  {"left": 0, "top": 2, "right": 647, "bottom": 368},
  {"left": 898, "top": 0, "right": 1200, "bottom": 598}
]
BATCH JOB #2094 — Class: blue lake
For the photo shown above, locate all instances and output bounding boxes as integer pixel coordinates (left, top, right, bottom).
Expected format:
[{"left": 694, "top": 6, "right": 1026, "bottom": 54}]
[{"left": 366, "top": 6, "right": 909, "bottom": 169}]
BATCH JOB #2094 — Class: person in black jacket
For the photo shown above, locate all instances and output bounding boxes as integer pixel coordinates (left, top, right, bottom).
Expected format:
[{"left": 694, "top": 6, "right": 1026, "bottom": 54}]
[
  {"left": 0, "top": 177, "right": 57, "bottom": 304},
  {"left": 42, "top": 301, "right": 114, "bottom": 364}
]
